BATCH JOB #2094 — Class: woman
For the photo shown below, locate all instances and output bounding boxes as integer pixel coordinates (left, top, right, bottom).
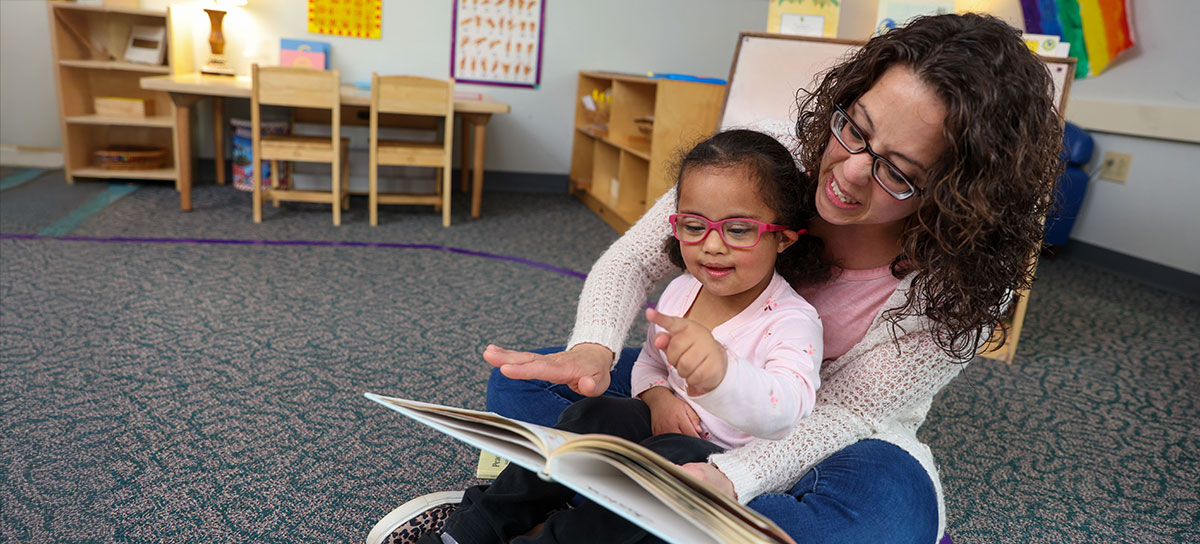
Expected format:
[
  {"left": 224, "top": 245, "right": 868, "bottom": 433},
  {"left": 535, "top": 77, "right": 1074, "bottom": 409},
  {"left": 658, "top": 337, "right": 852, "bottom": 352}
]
[{"left": 462, "top": 12, "right": 1058, "bottom": 544}]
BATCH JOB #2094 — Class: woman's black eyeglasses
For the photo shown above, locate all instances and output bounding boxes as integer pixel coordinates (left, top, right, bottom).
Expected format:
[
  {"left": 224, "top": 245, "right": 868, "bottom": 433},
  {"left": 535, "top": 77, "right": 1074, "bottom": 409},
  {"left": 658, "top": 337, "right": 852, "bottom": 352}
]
[{"left": 830, "top": 104, "right": 922, "bottom": 200}]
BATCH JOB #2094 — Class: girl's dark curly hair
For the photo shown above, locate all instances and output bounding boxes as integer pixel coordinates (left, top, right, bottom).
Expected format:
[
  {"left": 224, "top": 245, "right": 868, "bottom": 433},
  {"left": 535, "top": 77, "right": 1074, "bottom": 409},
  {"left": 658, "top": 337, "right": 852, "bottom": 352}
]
[
  {"left": 665, "top": 129, "right": 829, "bottom": 288},
  {"left": 792, "top": 13, "right": 1065, "bottom": 359}
]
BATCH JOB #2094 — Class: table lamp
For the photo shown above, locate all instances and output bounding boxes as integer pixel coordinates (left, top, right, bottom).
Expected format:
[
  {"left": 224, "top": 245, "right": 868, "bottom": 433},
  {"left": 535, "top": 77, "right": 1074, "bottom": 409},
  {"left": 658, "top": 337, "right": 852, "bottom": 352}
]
[{"left": 201, "top": 0, "right": 247, "bottom": 76}]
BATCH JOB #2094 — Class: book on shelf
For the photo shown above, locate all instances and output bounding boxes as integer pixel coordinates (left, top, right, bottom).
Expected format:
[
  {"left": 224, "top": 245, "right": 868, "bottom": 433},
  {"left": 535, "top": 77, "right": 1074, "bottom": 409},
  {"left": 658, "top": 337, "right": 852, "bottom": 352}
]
[{"left": 364, "top": 393, "right": 793, "bottom": 544}]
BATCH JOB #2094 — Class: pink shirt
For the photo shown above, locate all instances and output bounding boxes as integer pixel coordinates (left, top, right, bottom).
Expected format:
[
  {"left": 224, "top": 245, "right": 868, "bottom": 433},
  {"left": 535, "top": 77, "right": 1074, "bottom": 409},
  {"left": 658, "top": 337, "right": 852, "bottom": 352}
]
[
  {"left": 631, "top": 272, "right": 823, "bottom": 449},
  {"left": 797, "top": 265, "right": 903, "bottom": 361}
]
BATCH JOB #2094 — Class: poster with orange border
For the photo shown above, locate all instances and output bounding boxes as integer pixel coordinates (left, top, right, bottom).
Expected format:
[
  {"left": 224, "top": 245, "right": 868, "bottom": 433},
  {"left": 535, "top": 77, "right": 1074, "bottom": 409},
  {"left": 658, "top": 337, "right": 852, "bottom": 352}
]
[
  {"left": 452, "top": 0, "right": 544, "bottom": 88},
  {"left": 308, "top": 0, "right": 382, "bottom": 40}
]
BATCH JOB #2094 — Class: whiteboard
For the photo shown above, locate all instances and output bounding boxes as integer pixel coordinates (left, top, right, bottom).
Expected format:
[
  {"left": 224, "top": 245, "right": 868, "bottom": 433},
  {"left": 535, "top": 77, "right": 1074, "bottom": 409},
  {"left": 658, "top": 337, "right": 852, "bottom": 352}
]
[
  {"left": 720, "top": 33, "right": 860, "bottom": 129},
  {"left": 719, "top": 31, "right": 1075, "bottom": 129}
]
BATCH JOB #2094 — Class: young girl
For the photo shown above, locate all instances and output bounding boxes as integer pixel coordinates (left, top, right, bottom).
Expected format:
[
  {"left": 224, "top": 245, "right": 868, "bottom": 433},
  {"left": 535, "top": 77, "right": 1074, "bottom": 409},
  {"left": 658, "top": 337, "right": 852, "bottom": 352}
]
[{"left": 417, "top": 129, "right": 825, "bottom": 544}]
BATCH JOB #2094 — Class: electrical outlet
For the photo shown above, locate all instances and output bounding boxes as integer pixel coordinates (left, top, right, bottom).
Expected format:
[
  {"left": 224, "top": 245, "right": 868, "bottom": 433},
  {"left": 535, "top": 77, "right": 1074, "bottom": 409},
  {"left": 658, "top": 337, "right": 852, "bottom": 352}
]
[{"left": 1100, "top": 151, "right": 1133, "bottom": 183}]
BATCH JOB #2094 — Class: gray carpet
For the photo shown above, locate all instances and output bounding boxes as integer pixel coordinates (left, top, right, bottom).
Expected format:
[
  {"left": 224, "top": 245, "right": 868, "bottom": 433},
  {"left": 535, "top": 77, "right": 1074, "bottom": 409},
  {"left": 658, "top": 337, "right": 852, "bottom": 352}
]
[{"left": 1, "top": 170, "right": 1197, "bottom": 543}]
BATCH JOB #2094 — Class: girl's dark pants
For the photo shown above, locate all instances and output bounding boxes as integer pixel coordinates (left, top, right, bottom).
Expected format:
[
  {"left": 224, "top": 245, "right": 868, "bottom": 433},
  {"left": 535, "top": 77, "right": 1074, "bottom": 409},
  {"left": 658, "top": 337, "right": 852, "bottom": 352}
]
[{"left": 438, "top": 396, "right": 721, "bottom": 544}]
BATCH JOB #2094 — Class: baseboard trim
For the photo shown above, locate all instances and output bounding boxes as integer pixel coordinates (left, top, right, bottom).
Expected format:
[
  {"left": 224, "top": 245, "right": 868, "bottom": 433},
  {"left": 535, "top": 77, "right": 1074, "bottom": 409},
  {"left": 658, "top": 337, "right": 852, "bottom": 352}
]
[
  {"left": 1058, "top": 240, "right": 1200, "bottom": 301},
  {"left": 452, "top": 170, "right": 570, "bottom": 194},
  {"left": 0, "top": 145, "right": 64, "bottom": 169}
]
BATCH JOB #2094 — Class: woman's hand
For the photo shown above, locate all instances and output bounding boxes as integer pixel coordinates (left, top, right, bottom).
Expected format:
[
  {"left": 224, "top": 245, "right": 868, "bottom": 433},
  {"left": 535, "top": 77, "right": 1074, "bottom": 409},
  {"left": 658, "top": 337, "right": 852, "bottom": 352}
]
[
  {"left": 679, "top": 463, "right": 798, "bottom": 544},
  {"left": 646, "top": 308, "right": 727, "bottom": 396},
  {"left": 639, "top": 386, "right": 703, "bottom": 437},
  {"left": 679, "top": 462, "right": 737, "bottom": 501},
  {"left": 482, "top": 343, "right": 614, "bottom": 397}
]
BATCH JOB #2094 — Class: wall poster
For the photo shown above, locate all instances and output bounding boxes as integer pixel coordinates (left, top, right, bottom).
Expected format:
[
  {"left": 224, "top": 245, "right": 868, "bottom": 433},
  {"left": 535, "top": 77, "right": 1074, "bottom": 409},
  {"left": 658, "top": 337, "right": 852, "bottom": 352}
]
[
  {"left": 766, "top": 0, "right": 841, "bottom": 38},
  {"left": 452, "top": 0, "right": 545, "bottom": 88},
  {"left": 308, "top": 0, "right": 382, "bottom": 40}
]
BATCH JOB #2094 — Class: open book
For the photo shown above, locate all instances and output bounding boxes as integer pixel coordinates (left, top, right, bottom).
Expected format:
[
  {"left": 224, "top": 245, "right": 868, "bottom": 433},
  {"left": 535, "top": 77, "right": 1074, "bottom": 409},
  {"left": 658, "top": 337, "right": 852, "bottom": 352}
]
[{"left": 365, "top": 393, "right": 793, "bottom": 544}]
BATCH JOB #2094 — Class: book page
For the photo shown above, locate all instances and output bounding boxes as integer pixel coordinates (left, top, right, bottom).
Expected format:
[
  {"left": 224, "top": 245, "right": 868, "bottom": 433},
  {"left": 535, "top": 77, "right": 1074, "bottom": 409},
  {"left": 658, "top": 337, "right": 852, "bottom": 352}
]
[
  {"left": 546, "top": 451, "right": 726, "bottom": 544},
  {"left": 476, "top": 449, "right": 510, "bottom": 479},
  {"left": 550, "top": 436, "right": 790, "bottom": 544},
  {"left": 364, "top": 394, "right": 577, "bottom": 475}
]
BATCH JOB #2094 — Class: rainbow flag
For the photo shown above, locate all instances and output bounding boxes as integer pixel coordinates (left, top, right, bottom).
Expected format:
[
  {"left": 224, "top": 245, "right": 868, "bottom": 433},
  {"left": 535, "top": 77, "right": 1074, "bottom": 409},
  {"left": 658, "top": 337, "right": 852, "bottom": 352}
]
[{"left": 1019, "top": 0, "right": 1134, "bottom": 78}]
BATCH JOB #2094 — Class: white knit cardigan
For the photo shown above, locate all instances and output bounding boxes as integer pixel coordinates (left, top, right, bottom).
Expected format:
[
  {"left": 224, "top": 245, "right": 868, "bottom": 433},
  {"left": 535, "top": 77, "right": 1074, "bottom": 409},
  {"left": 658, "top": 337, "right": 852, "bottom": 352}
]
[{"left": 567, "top": 183, "right": 969, "bottom": 542}]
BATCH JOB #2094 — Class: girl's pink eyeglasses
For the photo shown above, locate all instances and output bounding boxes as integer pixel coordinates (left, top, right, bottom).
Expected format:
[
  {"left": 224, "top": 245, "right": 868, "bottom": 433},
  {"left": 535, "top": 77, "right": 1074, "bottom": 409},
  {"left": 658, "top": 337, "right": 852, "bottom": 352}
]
[{"left": 669, "top": 213, "right": 803, "bottom": 249}]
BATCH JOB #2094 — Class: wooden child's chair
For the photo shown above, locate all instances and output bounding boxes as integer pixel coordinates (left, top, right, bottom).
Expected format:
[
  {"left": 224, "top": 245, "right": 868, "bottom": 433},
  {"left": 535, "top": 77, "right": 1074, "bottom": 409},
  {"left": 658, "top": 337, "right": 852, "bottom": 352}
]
[
  {"left": 251, "top": 64, "right": 350, "bottom": 225},
  {"left": 367, "top": 74, "right": 455, "bottom": 227}
]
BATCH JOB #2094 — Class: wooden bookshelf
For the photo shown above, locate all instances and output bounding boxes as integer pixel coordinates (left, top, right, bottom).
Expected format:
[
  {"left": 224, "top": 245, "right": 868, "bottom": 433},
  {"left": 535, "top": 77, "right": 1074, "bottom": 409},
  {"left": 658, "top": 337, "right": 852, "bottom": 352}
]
[
  {"left": 47, "top": 1, "right": 193, "bottom": 184},
  {"left": 569, "top": 71, "right": 725, "bottom": 233}
]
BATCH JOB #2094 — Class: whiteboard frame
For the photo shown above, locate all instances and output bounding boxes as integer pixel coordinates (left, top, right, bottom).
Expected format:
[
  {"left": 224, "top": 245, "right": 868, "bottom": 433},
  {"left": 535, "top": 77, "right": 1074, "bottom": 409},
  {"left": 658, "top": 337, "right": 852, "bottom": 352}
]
[{"left": 719, "top": 31, "right": 1076, "bottom": 129}]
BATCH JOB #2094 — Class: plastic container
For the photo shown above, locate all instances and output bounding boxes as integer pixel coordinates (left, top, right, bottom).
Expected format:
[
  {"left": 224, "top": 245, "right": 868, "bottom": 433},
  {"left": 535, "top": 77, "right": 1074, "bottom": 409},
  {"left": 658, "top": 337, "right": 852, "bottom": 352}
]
[{"left": 231, "top": 118, "right": 291, "bottom": 192}]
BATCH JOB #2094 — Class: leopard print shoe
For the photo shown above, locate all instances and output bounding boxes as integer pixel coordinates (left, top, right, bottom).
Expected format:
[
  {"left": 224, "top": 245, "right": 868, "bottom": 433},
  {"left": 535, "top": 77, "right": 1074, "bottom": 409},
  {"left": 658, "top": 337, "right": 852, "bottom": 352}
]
[{"left": 365, "top": 490, "right": 464, "bottom": 544}]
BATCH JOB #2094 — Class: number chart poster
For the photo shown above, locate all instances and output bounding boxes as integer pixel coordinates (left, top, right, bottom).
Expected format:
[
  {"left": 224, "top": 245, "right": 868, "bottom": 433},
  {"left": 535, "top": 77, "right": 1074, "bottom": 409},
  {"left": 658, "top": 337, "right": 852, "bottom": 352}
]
[
  {"left": 308, "top": 0, "right": 382, "bottom": 40},
  {"left": 452, "top": 0, "right": 545, "bottom": 88}
]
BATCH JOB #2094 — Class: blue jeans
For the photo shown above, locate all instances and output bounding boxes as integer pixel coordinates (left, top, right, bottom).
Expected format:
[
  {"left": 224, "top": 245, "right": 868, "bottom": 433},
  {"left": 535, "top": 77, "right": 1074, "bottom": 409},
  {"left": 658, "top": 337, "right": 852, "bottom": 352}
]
[{"left": 486, "top": 347, "right": 940, "bottom": 544}]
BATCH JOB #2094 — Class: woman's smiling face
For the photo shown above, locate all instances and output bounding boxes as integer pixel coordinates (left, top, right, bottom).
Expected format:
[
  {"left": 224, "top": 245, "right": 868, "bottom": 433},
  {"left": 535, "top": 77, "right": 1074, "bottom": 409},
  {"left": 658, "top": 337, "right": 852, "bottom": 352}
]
[{"left": 815, "top": 65, "right": 947, "bottom": 230}]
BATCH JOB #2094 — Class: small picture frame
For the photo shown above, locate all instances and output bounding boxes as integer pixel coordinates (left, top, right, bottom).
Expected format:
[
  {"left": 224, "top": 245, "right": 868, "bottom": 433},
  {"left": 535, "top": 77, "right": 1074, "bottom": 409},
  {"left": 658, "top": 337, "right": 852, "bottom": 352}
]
[{"left": 124, "top": 25, "right": 166, "bottom": 66}]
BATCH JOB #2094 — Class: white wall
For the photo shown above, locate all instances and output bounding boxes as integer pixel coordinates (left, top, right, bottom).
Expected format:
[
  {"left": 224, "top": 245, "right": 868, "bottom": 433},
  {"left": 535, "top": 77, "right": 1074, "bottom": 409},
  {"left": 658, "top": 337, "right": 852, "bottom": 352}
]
[
  {"left": 2, "top": 0, "right": 767, "bottom": 165},
  {"left": 0, "top": 0, "right": 60, "bottom": 149},
  {"left": 155, "top": 0, "right": 768, "bottom": 174},
  {"left": 3, "top": 0, "right": 1196, "bottom": 273},
  {"left": 1060, "top": 2, "right": 1200, "bottom": 274},
  {"left": 1071, "top": 133, "right": 1200, "bottom": 273}
]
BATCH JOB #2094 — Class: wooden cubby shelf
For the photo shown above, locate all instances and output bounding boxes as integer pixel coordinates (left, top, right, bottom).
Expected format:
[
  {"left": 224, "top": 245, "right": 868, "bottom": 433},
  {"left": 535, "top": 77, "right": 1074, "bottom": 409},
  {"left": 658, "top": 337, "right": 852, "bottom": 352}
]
[
  {"left": 569, "top": 71, "right": 725, "bottom": 233},
  {"left": 47, "top": 1, "right": 193, "bottom": 183}
]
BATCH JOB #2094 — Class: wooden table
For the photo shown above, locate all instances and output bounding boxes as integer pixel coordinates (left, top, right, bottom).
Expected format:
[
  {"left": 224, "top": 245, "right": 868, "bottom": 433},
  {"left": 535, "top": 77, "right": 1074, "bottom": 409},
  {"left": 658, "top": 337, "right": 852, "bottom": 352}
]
[{"left": 140, "top": 73, "right": 511, "bottom": 215}]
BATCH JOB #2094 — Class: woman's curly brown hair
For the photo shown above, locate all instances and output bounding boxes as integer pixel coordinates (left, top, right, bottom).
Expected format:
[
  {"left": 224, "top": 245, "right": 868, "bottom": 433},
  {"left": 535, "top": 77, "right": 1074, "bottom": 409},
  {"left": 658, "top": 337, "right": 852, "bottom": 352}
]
[
  {"left": 792, "top": 13, "right": 1065, "bottom": 359},
  {"left": 665, "top": 129, "right": 829, "bottom": 288}
]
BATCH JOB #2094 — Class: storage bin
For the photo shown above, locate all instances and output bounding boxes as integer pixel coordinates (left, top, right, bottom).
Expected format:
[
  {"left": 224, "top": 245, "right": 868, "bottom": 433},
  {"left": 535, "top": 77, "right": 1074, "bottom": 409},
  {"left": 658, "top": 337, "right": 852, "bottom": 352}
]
[{"left": 231, "top": 118, "right": 291, "bottom": 191}]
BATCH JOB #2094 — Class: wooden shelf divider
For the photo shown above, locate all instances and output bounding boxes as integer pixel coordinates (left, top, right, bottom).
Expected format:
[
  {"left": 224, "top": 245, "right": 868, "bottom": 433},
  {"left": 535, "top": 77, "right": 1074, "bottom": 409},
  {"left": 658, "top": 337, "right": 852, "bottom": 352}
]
[
  {"left": 69, "top": 167, "right": 177, "bottom": 180},
  {"left": 59, "top": 59, "right": 172, "bottom": 74},
  {"left": 50, "top": 2, "right": 168, "bottom": 17},
  {"left": 65, "top": 114, "right": 174, "bottom": 128}
]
